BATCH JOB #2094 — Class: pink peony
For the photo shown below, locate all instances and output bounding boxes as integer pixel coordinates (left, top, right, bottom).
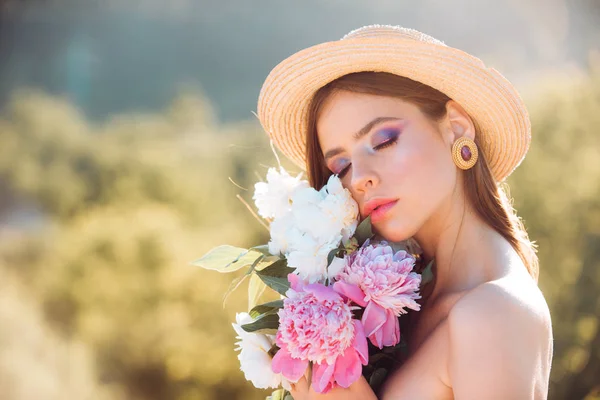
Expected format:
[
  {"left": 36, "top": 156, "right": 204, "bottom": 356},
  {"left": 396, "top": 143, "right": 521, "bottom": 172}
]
[
  {"left": 333, "top": 241, "right": 422, "bottom": 348},
  {"left": 271, "top": 274, "right": 368, "bottom": 393}
]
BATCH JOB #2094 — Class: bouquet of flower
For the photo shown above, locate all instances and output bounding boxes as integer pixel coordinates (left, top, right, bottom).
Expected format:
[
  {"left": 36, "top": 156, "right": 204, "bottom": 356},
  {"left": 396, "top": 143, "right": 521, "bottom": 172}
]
[{"left": 193, "top": 166, "right": 432, "bottom": 399}]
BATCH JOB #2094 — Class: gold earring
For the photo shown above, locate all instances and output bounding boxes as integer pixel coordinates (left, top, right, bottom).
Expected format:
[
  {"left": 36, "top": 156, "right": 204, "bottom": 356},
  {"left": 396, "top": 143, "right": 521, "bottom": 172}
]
[{"left": 452, "top": 137, "right": 478, "bottom": 170}]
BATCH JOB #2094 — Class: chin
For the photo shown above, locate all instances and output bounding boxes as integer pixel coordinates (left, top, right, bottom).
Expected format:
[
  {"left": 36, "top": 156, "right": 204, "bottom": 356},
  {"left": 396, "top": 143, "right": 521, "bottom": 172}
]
[{"left": 373, "top": 219, "right": 416, "bottom": 243}]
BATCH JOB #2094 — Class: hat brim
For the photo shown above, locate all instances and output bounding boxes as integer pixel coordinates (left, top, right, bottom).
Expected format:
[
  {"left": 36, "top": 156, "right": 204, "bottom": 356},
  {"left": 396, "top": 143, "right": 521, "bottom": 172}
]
[{"left": 257, "top": 37, "right": 531, "bottom": 182}]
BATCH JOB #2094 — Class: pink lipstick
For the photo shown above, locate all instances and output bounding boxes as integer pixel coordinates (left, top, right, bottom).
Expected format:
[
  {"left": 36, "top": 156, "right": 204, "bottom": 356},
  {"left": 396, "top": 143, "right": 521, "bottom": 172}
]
[{"left": 362, "top": 198, "right": 399, "bottom": 224}]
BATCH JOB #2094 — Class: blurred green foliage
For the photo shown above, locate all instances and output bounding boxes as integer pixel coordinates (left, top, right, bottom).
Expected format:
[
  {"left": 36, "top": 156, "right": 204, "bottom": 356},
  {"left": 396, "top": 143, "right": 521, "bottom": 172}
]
[
  {"left": 0, "top": 61, "right": 599, "bottom": 399},
  {"left": 0, "top": 89, "right": 287, "bottom": 399},
  {"left": 510, "top": 60, "right": 600, "bottom": 400}
]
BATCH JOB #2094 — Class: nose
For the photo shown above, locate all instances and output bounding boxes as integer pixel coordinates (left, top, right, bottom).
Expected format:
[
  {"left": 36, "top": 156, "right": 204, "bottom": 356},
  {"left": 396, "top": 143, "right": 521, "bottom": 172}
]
[{"left": 349, "top": 157, "right": 379, "bottom": 193}]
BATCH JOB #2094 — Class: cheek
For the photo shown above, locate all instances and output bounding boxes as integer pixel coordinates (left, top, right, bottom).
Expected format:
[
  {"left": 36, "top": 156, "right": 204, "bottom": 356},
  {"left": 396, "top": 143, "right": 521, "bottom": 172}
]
[
  {"left": 376, "top": 136, "right": 456, "bottom": 239},
  {"left": 384, "top": 135, "right": 451, "bottom": 186},
  {"left": 401, "top": 133, "right": 454, "bottom": 190}
]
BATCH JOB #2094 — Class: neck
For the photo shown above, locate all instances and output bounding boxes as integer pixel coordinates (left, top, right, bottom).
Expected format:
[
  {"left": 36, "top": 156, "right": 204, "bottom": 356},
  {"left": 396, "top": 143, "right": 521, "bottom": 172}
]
[{"left": 413, "top": 188, "right": 500, "bottom": 300}]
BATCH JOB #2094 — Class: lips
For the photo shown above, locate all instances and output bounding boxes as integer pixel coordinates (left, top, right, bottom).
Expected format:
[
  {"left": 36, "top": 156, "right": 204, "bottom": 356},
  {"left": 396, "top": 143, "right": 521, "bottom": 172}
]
[{"left": 362, "top": 197, "right": 399, "bottom": 220}]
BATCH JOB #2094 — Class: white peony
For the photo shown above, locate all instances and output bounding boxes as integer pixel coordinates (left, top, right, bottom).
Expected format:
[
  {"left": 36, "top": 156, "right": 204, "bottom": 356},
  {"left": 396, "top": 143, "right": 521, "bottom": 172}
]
[
  {"left": 253, "top": 167, "right": 309, "bottom": 219},
  {"left": 267, "top": 213, "right": 295, "bottom": 256},
  {"left": 320, "top": 175, "right": 359, "bottom": 242},
  {"left": 323, "top": 173, "right": 345, "bottom": 196},
  {"left": 289, "top": 187, "right": 338, "bottom": 242},
  {"left": 232, "top": 313, "right": 289, "bottom": 390},
  {"left": 289, "top": 176, "right": 358, "bottom": 244},
  {"left": 264, "top": 170, "right": 359, "bottom": 283},
  {"left": 285, "top": 233, "right": 340, "bottom": 283}
]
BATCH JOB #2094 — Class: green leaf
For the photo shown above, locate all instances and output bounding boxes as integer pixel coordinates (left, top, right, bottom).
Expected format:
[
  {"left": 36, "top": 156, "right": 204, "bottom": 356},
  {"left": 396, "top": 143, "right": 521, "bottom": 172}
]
[
  {"left": 241, "top": 313, "right": 279, "bottom": 334},
  {"left": 354, "top": 215, "right": 373, "bottom": 246},
  {"left": 255, "top": 259, "right": 295, "bottom": 295},
  {"left": 248, "top": 246, "right": 286, "bottom": 271},
  {"left": 368, "top": 368, "right": 388, "bottom": 389},
  {"left": 327, "top": 246, "right": 343, "bottom": 266},
  {"left": 420, "top": 259, "right": 435, "bottom": 288},
  {"left": 248, "top": 273, "right": 268, "bottom": 311},
  {"left": 257, "top": 258, "right": 295, "bottom": 278},
  {"left": 255, "top": 255, "right": 283, "bottom": 272},
  {"left": 246, "top": 254, "right": 265, "bottom": 276},
  {"left": 256, "top": 274, "right": 290, "bottom": 296},
  {"left": 249, "top": 299, "right": 284, "bottom": 319},
  {"left": 266, "top": 389, "right": 290, "bottom": 400},
  {"left": 249, "top": 244, "right": 272, "bottom": 256},
  {"left": 266, "top": 389, "right": 281, "bottom": 400},
  {"left": 222, "top": 273, "right": 250, "bottom": 306},
  {"left": 343, "top": 236, "right": 359, "bottom": 253},
  {"left": 191, "top": 245, "right": 262, "bottom": 273}
]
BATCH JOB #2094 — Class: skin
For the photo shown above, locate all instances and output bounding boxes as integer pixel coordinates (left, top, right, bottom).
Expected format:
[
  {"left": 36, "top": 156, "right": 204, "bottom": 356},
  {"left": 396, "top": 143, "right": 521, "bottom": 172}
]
[{"left": 290, "top": 90, "right": 553, "bottom": 400}]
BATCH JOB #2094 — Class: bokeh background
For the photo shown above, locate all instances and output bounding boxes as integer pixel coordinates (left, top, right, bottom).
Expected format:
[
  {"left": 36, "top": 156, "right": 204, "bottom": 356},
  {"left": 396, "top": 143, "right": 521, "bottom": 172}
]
[{"left": 0, "top": 1, "right": 599, "bottom": 399}]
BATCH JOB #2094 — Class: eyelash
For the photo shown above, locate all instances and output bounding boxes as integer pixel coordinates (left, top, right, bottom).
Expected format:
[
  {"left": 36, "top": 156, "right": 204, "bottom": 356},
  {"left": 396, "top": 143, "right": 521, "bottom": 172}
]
[{"left": 336, "top": 136, "right": 399, "bottom": 178}]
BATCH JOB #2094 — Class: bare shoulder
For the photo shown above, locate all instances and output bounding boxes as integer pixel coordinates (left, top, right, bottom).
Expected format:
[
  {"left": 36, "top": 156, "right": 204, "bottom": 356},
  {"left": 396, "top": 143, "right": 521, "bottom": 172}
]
[
  {"left": 445, "top": 273, "right": 553, "bottom": 399},
  {"left": 449, "top": 274, "right": 552, "bottom": 334}
]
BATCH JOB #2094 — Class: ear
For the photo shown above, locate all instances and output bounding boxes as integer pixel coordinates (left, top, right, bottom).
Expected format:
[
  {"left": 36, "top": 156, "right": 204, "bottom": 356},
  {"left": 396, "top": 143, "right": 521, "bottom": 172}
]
[{"left": 440, "top": 100, "right": 476, "bottom": 146}]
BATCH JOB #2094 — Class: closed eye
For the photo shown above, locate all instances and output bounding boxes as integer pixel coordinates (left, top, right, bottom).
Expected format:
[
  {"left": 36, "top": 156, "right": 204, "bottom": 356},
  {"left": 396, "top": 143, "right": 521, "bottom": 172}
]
[
  {"left": 373, "top": 137, "right": 398, "bottom": 150},
  {"left": 337, "top": 164, "right": 351, "bottom": 178},
  {"left": 372, "top": 126, "right": 400, "bottom": 150},
  {"left": 336, "top": 136, "right": 398, "bottom": 178}
]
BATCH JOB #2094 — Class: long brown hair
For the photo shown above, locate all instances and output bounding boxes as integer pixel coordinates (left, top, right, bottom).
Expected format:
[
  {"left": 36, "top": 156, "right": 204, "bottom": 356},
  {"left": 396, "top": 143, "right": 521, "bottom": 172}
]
[{"left": 305, "top": 72, "right": 539, "bottom": 281}]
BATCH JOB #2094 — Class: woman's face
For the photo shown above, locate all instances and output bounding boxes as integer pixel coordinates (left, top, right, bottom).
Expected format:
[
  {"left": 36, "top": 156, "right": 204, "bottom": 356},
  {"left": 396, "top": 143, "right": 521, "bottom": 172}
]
[{"left": 317, "top": 90, "right": 465, "bottom": 242}]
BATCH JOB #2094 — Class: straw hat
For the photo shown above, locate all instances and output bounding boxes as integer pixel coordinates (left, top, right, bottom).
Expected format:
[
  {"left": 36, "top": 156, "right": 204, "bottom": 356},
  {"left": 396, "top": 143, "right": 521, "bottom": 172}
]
[{"left": 257, "top": 25, "right": 531, "bottom": 182}]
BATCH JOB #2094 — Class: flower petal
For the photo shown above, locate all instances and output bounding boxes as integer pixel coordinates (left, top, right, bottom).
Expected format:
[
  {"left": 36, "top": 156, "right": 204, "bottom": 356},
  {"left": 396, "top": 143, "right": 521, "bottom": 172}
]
[
  {"left": 304, "top": 282, "right": 341, "bottom": 303},
  {"left": 362, "top": 301, "right": 387, "bottom": 338},
  {"left": 287, "top": 273, "right": 301, "bottom": 291},
  {"left": 370, "top": 326, "right": 384, "bottom": 349},
  {"left": 380, "top": 309, "right": 400, "bottom": 347},
  {"left": 352, "top": 320, "right": 369, "bottom": 365},
  {"left": 271, "top": 348, "right": 308, "bottom": 383},
  {"left": 332, "top": 281, "right": 367, "bottom": 307},
  {"left": 312, "top": 361, "right": 336, "bottom": 393},
  {"left": 333, "top": 345, "right": 362, "bottom": 388}
]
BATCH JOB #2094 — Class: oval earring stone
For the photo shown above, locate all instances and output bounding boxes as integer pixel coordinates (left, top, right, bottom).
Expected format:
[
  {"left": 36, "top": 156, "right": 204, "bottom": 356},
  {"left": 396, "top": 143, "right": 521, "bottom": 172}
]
[{"left": 461, "top": 145, "right": 472, "bottom": 161}]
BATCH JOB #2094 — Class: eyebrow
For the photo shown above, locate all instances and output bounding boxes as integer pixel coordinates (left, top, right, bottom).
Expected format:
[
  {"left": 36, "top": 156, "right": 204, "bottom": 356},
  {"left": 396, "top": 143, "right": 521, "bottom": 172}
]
[{"left": 323, "top": 116, "right": 402, "bottom": 161}]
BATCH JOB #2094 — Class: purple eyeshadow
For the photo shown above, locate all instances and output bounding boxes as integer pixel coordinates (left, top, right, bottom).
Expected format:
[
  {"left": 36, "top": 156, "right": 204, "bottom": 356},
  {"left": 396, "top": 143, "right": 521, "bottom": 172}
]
[
  {"left": 331, "top": 159, "right": 349, "bottom": 174},
  {"left": 373, "top": 127, "right": 400, "bottom": 145}
]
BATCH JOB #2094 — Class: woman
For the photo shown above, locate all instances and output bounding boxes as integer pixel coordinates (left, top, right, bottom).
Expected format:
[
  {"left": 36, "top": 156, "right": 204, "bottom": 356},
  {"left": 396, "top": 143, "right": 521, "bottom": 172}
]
[{"left": 256, "top": 25, "right": 553, "bottom": 399}]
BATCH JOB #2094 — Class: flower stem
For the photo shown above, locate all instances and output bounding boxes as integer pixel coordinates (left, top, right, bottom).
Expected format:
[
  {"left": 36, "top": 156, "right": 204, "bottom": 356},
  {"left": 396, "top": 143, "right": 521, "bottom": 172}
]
[{"left": 236, "top": 194, "right": 270, "bottom": 232}]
